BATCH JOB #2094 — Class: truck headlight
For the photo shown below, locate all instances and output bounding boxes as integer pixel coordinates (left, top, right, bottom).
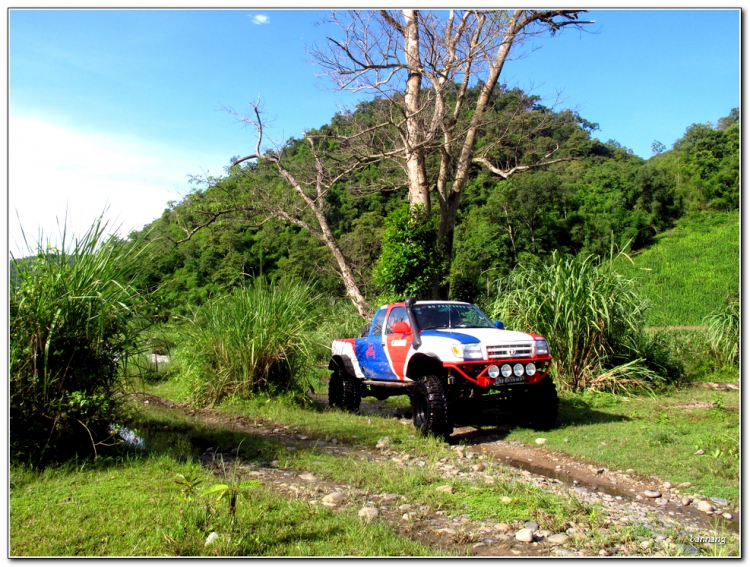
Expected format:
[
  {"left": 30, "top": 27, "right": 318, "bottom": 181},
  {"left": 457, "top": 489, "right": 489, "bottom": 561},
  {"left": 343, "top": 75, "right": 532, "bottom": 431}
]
[
  {"left": 513, "top": 363, "right": 524, "bottom": 377},
  {"left": 535, "top": 340, "right": 549, "bottom": 355},
  {"left": 451, "top": 344, "right": 483, "bottom": 360},
  {"left": 525, "top": 363, "right": 536, "bottom": 376},
  {"left": 488, "top": 365, "right": 500, "bottom": 379},
  {"left": 501, "top": 364, "right": 512, "bottom": 378}
]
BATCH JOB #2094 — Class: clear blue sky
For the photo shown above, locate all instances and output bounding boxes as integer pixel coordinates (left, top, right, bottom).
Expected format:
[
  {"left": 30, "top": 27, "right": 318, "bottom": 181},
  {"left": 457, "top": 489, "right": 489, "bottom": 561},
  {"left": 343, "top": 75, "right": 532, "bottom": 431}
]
[{"left": 9, "top": 9, "right": 740, "bottom": 255}]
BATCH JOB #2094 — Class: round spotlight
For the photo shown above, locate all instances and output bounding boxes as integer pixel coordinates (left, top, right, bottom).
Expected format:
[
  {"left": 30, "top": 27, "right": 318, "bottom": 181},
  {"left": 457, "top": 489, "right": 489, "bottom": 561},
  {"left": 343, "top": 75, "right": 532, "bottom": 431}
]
[
  {"left": 525, "top": 363, "right": 536, "bottom": 376},
  {"left": 513, "top": 363, "right": 524, "bottom": 377},
  {"left": 488, "top": 365, "right": 500, "bottom": 379},
  {"left": 501, "top": 364, "right": 513, "bottom": 378}
]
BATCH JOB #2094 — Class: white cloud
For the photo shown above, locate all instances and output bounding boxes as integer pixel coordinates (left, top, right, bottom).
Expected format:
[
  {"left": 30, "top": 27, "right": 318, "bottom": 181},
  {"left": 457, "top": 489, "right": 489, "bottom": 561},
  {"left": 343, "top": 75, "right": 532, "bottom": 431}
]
[
  {"left": 250, "top": 14, "right": 270, "bottom": 25},
  {"left": 9, "top": 115, "right": 226, "bottom": 257}
]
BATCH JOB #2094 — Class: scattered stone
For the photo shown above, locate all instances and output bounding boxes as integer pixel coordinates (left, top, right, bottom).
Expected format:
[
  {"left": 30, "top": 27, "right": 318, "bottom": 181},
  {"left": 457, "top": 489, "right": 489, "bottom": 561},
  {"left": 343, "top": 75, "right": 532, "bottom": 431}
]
[
  {"left": 402, "top": 513, "right": 411, "bottom": 520},
  {"left": 563, "top": 438, "right": 569, "bottom": 443},
  {"left": 298, "top": 473, "right": 317, "bottom": 482},
  {"left": 662, "top": 482, "right": 672, "bottom": 489},
  {"left": 501, "top": 496, "right": 512, "bottom": 503},
  {"left": 205, "top": 532, "right": 219, "bottom": 546},
  {"left": 681, "top": 496, "right": 693, "bottom": 506},
  {"left": 297, "top": 434, "right": 309, "bottom": 440},
  {"left": 535, "top": 438, "right": 547, "bottom": 445},
  {"left": 626, "top": 468, "right": 635, "bottom": 473},
  {"left": 269, "top": 460, "right": 280, "bottom": 467},
  {"left": 596, "top": 468, "right": 605, "bottom": 474},
  {"left": 375, "top": 436, "right": 392, "bottom": 449},
  {"left": 331, "top": 438, "right": 339, "bottom": 445},
  {"left": 322, "top": 492, "right": 346, "bottom": 506},
  {"left": 546, "top": 534, "right": 569, "bottom": 545},
  {"left": 515, "top": 528, "right": 534, "bottom": 543},
  {"left": 495, "top": 523, "right": 512, "bottom": 532},
  {"left": 722, "top": 512, "right": 733, "bottom": 520},
  {"left": 554, "top": 548, "right": 576, "bottom": 556},
  {"left": 471, "top": 463, "right": 485, "bottom": 472},
  {"left": 640, "top": 539, "right": 652, "bottom": 549},
  {"left": 599, "top": 549, "right": 610, "bottom": 556},
  {"left": 697, "top": 501, "right": 715, "bottom": 513},
  {"left": 693, "top": 449, "right": 704, "bottom": 455},
  {"left": 286, "top": 446, "right": 296, "bottom": 451},
  {"left": 710, "top": 496, "right": 729, "bottom": 507},
  {"left": 437, "top": 527, "right": 456, "bottom": 535},
  {"left": 524, "top": 521, "right": 539, "bottom": 531},
  {"left": 436, "top": 485, "right": 454, "bottom": 494},
  {"left": 676, "top": 543, "right": 700, "bottom": 556},
  {"left": 472, "top": 542, "right": 486, "bottom": 549},
  {"left": 678, "top": 482, "right": 692, "bottom": 489},
  {"left": 652, "top": 533, "right": 668, "bottom": 541},
  {"left": 654, "top": 497, "right": 669, "bottom": 506},
  {"left": 643, "top": 490, "right": 662, "bottom": 498},
  {"left": 358, "top": 507, "right": 380, "bottom": 522}
]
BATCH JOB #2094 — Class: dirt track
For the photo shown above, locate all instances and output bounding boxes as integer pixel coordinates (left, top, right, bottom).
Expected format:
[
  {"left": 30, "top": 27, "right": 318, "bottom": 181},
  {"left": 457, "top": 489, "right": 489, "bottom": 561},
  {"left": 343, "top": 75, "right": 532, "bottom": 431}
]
[{"left": 139, "top": 393, "right": 738, "bottom": 556}]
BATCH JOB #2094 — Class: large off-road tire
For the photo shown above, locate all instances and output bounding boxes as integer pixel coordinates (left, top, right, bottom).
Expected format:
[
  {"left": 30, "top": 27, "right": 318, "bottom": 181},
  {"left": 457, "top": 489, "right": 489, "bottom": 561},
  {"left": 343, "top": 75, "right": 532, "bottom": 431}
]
[
  {"left": 328, "top": 368, "right": 361, "bottom": 412},
  {"left": 512, "top": 375, "right": 559, "bottom": 430},
  {"left": 411, "top": 375, "right": 453, "bottom": 439}
]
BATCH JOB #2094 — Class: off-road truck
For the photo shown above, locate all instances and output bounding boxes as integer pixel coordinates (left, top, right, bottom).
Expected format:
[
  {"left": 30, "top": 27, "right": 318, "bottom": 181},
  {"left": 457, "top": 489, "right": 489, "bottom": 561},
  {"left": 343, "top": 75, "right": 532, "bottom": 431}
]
[{"left": 329, "top": 298, "right": 557, "bottom": 438}]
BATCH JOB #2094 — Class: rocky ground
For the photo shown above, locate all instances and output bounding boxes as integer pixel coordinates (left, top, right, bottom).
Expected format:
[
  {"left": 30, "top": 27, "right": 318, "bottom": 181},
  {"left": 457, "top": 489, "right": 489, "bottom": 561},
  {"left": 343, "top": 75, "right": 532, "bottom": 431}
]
[{"left": 141, "top": 394, "right": 739, "bottom": 557}]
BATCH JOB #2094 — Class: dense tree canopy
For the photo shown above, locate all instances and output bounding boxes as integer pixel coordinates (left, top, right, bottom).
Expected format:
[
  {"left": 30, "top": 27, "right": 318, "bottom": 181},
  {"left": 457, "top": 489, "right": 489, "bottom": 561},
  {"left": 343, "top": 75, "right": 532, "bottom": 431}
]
[{"left": 127, "top": 103, "right": 739, "bottom": 317}]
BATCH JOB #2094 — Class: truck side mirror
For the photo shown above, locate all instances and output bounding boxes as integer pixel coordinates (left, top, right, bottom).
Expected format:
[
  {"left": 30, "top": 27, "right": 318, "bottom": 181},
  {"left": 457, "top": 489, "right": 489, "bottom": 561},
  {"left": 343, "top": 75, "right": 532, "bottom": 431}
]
[
  {"left": 494, "top": 321, "right": 504, "bottom": 330},
  {"left": 391, "top": 321, "right": 411, "bottom": 335}
]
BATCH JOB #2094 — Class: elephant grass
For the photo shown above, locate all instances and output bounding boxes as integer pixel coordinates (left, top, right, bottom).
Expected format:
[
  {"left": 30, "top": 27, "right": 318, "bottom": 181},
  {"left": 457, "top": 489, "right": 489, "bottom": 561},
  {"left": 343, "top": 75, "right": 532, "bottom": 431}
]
[
  {"left": 492, "top": 251, "right": 667, "bottom": 392},
  {"left": 10, "top": 217, "right": 151, "bottom": 465},
  {"left": 177, "top": 279, "right": 321, "bottom": 406}
]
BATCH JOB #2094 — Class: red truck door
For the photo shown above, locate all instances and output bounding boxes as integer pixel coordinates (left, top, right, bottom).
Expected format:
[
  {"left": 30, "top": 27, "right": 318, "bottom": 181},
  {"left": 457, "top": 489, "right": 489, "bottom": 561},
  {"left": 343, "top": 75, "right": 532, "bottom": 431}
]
[{"left": 384, "top": 306, "right": 412, "bottom": 380}]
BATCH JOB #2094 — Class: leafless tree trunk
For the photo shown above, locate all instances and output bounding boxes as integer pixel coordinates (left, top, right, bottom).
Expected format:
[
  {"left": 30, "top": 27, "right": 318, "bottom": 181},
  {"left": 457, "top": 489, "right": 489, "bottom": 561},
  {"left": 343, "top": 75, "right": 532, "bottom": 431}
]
[{"left": 312, "top": 9, "right": 591, "bottom": 298}]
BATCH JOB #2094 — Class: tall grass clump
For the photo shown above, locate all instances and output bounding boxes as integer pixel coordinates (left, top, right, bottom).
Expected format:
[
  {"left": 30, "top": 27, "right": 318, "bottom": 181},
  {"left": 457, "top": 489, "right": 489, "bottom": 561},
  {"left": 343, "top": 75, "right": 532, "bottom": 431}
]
[
  {"left": 492, "top": 251, "right": 680, "bottom": 392},
  {"left": 178, "top": 279, "right": 320, "bottom": 406},
  {"left": 704, "top": 297, "right": 740, "bottom": 368},
  {"left": 10, "top": 218, "right": 150, "bottom": 465}
]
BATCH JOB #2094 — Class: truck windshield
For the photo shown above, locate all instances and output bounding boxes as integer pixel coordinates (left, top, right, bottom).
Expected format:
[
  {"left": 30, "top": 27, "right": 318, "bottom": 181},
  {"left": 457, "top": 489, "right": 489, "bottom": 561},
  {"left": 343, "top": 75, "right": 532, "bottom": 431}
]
[{"left": 413, "top": 303, "right": 495, "bottom": 330}]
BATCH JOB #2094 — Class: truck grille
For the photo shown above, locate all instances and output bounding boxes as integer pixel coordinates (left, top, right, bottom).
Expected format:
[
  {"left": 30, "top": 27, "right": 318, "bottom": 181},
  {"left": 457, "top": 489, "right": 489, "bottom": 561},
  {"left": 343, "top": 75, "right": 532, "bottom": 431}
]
[{"left": 487, "top": 343, "right": 533, "bottom": 359}]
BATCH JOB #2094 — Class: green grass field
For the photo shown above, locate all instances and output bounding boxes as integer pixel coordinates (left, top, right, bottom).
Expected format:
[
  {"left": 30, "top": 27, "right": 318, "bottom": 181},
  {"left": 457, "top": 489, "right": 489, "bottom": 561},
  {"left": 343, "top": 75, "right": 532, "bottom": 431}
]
[{"left": 616, "top": 211, "right": 739, "bottom": 327}]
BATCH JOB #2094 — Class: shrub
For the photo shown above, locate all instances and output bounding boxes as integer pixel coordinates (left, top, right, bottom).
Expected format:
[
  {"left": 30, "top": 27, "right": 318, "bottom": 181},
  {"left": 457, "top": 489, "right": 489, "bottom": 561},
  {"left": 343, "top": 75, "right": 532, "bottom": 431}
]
[
  {"left": 177, "top": 279, "right": 320, "bottom": 406},
  {"left": 373, "top": 204, "right": 445, "bottom": 301},
  {"left": 492, "top": 251, "right": 677, "bottom": 392},
  {"left": 704, "top": 297, "right": 740, "bottom": 368},
  {"left": 10, "top": 218, "right": 150, "bottom": 465}
]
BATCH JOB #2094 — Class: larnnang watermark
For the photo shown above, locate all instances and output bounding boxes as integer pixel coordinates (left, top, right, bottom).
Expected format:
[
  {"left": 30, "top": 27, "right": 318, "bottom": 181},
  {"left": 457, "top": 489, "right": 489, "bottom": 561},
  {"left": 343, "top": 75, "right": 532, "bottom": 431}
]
[{"left": 689, "top": 535, "right": 726, "bottom": 545}]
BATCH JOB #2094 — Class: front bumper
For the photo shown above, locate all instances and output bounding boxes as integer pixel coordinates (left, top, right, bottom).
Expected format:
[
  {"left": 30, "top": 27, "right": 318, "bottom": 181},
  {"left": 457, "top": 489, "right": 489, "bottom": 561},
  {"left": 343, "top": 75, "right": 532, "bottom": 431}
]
[{"left": 443, "top": 356, "right": 552, "bottom": 388}]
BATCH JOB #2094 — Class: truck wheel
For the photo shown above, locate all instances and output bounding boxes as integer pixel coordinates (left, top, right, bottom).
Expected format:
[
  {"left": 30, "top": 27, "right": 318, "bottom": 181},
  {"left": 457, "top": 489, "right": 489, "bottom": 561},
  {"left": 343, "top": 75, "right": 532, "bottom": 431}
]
[
  {"left": 512, "top": 375, "right": 558, "bottom": 430},
  {"left": 328, "top": 369, "right": 361, "bottom": 412},
  {"left": 411, "top": 375, "right": 453, "bottom": 439}
]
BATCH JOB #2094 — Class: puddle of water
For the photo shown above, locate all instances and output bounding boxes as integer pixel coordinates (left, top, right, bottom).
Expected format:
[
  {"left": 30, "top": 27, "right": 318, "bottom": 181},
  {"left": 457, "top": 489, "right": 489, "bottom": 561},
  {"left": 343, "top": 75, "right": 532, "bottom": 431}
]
[{"left": 110, "top": 424, "right": 146, "bottom": 449}]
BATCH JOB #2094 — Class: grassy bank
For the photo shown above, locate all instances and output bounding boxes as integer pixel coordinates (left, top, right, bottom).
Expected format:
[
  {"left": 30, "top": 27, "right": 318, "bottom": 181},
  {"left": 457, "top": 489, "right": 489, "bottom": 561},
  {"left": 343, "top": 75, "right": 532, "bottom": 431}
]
[
  {"left": 616, "top": 211, "right": 739, "bottom": 327},
  {"left": 10, "top": 453, "right": 436, "bottom": 556}
]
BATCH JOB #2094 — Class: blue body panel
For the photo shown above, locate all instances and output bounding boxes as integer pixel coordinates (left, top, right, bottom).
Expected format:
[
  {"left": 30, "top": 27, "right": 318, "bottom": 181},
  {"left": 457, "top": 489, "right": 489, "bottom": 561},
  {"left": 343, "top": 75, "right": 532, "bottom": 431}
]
[{"left": 356, "top": 337, "right": 397, "bottom": 380}]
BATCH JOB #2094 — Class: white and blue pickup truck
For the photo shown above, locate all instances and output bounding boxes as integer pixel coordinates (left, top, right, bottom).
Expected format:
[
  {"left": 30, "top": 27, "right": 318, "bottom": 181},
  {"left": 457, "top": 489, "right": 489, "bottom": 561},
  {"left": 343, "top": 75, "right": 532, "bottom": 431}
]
[{"left": 329, "top": 298, "right": 557, "bottom": 438}]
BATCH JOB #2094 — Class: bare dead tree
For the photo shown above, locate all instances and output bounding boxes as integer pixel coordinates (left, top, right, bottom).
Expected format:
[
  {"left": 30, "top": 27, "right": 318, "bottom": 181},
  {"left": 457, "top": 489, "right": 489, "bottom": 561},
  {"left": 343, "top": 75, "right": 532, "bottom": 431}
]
[
  {"left": 222, "top": 102, "right": 374, "bottom": 318},
  {"left": 311, "top": 9, "right": 593, "bottom": 298}
]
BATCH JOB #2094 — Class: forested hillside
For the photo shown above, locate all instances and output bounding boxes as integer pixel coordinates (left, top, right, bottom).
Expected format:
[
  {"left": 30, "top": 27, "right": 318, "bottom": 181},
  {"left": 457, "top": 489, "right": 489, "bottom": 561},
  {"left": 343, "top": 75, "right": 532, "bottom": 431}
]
[{"left": 127, "top": 97, "right": 739, "bottom": 317}]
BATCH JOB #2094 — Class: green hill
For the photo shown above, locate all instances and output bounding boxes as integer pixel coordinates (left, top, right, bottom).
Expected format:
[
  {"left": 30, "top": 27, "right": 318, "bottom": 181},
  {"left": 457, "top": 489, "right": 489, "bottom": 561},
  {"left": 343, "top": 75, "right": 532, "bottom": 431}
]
[{"left": 617, "top": 211, "right": 739, "bottom": 327}]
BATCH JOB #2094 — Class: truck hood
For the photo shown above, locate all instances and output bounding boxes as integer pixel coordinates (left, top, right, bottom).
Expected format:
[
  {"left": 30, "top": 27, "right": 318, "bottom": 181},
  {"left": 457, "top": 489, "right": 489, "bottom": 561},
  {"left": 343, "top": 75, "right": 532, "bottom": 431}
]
[{"left": 420, "top": 327, "right": 534, "bottom": 344}]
